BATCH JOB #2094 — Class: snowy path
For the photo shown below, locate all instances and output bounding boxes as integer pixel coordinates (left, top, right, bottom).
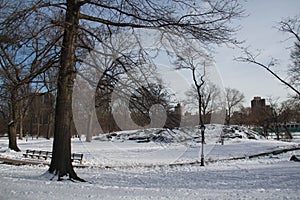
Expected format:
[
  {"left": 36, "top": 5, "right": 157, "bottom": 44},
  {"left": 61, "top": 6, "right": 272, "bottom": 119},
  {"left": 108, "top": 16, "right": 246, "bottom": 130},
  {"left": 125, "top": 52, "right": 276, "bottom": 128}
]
[
  {"left": 1, "top": 127, "right": 300, "bottom": 199},
  {"left": 0, "top": 157, "right": 300, "bottom": 199}
]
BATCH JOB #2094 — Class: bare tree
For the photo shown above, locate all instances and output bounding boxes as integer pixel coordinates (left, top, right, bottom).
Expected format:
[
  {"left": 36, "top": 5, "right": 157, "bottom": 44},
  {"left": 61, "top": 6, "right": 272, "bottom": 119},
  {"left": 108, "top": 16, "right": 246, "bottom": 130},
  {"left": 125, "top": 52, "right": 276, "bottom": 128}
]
[
  {"left": 235, "top": 48, "right": 300, "bottom": 97},
  {"left": 2, "top": 0, "right": 243, "bottom": 181},
  {"left": 39, "top": 68, "right": 58, "bottom": 139},
  {"left": 0, "top": 0, "right": 61, "bottom": 151},
  {"left": 0, "top": 38, "right": 58, "bottom": 151},
  {"left": 129, "top": 82, "right": 174, "bottom": 128},
  {"left": 224, "top": 87, "right": 244, "bottom": 125},
  {"left": 267, "top": 97, "right": 283, "bottom": 140},
  {"left": 283, "top": 97, "right": 300, "bottom": 123},
  {"left": 236, "top": 15, "right": 300, "bottom": 98},
  {"left": 184, "top": 82, "right": 221, "bottom": 123},
  {"left": 282, "top": 16, "right": 300, "bottom": 94},
  {"left": 259, "top": 97, "right": 294, "bottom": 140},
  {"left": 289, "top": 42, "right": 300, "bottom": 90},
  {"left": 255, "top": 97, "right": 299, "bottom": 140},
  {"left": 174, "top": 45, "right": 214, "bottom": 125},
  {"left": 231, "top": 106, "right": 251, "bottom": 126}
]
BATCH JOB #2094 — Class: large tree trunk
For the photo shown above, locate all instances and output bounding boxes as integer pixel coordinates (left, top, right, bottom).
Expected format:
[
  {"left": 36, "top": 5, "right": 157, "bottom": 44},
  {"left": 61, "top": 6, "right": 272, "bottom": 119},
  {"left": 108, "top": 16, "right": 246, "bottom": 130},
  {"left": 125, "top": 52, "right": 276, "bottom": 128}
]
[
  {"left": 8, "top": 89, "right": 21, "bottom": 152},
  {"left": 48, "top": 0, "right": 84, "bottom": 181},
  {"left": 198, "top": 96, "right": 202, "bottom": 125},
  {"left": 18, "top": 111, "right": 23, "bottom": 140},
  {"left": 226, "top": 109, "right": 231, "bottom": 126}
]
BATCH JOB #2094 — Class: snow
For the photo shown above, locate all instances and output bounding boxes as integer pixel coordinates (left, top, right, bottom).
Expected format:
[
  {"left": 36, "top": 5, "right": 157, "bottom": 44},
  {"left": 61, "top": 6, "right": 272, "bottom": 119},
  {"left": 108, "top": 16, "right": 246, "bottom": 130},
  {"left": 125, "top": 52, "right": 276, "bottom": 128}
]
[{"left": 0, "top": 125, "right": 300, "bottom": 199}]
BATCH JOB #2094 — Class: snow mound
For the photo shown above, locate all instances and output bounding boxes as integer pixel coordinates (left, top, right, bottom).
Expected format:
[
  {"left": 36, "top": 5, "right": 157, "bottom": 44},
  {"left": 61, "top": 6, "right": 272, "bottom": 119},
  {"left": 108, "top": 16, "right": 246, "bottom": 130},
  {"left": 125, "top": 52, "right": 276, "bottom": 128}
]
[
  {"left": 94, "top": 125, "right": 262, "bottom": 145},
  {"left": 221, "top": 125, "right": 262, "bottom": 140}
]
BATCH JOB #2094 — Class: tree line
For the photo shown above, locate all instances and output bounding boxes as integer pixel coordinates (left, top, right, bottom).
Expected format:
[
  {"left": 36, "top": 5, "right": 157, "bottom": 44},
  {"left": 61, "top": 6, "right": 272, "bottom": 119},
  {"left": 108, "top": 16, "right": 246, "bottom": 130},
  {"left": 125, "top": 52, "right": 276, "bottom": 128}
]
[
  {"left": 0, "top": 0, "right": 244, "bottom": 181},
  {"left": 0, "top": 0, "right": 298, "bottom": 182}
]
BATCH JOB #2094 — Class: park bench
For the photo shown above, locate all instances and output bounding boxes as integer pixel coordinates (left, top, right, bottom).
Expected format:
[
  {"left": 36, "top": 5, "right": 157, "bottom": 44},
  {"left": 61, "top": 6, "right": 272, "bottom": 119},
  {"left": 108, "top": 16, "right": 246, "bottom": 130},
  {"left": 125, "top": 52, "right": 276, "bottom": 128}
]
[
  {"left": 71, "top": 153, "right": 84, "bottom": 164},
  {"left": 23, "top": 149, "right": 83, "bottom": 164},
  {"left": 23, "top": 150, "right": 52, "bottom": 160}
]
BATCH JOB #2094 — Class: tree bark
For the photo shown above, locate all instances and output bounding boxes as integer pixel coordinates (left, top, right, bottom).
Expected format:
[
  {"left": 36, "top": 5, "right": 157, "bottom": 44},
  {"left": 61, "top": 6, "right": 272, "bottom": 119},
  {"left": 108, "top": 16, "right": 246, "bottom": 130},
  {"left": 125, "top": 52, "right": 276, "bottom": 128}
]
[
  {"left": 8, "top": 89, "right": 21, "bottom": 152},
  {"left": 226, "top": 108, "right": 231, "bottom": 125},
  {"left": 198, "top": 89, "right": 203, "bottom": 125},
  {"left": 48, "top": 0, "right": 84, "bottom": 181},
  {"left": 18, "top": 111, "right": 23, "bottom": 140}
]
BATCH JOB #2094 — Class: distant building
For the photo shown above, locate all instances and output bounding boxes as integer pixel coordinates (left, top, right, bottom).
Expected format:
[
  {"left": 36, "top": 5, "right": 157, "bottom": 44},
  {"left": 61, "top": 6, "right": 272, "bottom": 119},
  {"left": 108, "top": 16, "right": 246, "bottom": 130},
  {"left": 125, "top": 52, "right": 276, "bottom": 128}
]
[
  {"left": 251, "top": 96, "right": 266, "bottom": 110},
  {"left": 250, "top": 96, "right": 273, "bottom": 128}
]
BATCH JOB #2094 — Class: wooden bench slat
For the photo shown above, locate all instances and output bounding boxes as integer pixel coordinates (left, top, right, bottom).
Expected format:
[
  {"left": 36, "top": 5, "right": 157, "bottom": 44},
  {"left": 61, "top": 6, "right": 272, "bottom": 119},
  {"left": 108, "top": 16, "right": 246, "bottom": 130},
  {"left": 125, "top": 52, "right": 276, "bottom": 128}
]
[
  {"left": 23, "top": 149, "right": 83, "bottom": 163},
  {"left": 23, "top": 149, "right": 52, "bottom": 160},
  {"left": 71, "top": 153, "right": 84, "bottom": 164}
]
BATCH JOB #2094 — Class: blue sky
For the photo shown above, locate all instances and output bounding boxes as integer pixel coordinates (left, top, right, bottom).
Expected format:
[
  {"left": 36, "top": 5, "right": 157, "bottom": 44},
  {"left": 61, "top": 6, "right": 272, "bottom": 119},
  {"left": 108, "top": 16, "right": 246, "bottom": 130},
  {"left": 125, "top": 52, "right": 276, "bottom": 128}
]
[
  {"left": 85, "top": 1, "right": 300, "bottom": 109},
  {"left": 215, "top": 0, "right": 300, "bottom": 106}
]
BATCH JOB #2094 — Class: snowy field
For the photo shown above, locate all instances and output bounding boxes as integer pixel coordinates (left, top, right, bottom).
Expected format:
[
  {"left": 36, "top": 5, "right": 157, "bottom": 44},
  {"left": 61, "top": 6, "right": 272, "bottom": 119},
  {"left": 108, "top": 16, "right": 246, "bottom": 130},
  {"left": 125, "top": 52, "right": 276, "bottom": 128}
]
[{"left": 0, "top": 125, "right": 300, "bottom": 199}]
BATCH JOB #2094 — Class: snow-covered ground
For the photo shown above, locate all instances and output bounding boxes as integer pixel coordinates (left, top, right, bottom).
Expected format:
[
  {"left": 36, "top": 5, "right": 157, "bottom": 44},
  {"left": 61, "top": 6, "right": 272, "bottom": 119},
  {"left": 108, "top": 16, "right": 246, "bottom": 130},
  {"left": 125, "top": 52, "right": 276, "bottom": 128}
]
[{"left": 0, "top": 125, "right": 300, "bottom": 199}]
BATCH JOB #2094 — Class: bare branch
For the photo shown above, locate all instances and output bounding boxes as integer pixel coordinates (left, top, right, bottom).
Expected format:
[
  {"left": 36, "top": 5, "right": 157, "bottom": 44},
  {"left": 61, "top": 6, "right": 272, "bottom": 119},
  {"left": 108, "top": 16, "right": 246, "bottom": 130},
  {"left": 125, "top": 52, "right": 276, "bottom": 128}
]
[
  {"left": 278, "top": 16, "right": 300, "bottom": 43},
  {"left": 235, "top": 48, "right": 300, "bottom": 97}
]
